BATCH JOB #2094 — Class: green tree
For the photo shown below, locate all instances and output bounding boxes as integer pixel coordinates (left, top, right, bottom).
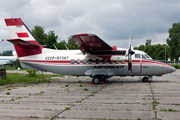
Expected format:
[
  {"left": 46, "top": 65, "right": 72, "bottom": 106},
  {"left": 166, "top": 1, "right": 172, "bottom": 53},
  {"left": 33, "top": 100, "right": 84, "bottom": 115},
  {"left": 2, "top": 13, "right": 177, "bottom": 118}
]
[
  {"left": 134, "top": 43, "right": 169, "bottom": 60},
  {"left": 45, "top": 30, "right": 58, "bottom": 49},
  {"left": 1, "top": 50, "right": 12, "bottom": 56},
  {"left": 67, "top": 36, "right": 79, "bottom": 50},
  {"left": 31, "top": 25, "right": 47, "bottom": 45},
  {"left": 57, "top": 40, "right": 67, "bottom": 50},
  {"left": 138, "top": 45, "right": 145, "bottom": 51},
  {"left": 166, "top": 23, "right": 180, "bottom": 60}
]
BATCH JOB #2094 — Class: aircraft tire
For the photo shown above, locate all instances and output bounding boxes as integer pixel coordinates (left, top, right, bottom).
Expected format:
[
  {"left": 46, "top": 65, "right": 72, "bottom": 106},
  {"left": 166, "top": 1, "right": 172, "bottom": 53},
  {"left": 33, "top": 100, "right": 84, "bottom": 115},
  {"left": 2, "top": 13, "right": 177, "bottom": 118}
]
[
  {"left": 92, "top": 77, "right": 101, "bottom": 84},
  {"left": 142, "top": 77, "right": 149, "bottom": 82}
]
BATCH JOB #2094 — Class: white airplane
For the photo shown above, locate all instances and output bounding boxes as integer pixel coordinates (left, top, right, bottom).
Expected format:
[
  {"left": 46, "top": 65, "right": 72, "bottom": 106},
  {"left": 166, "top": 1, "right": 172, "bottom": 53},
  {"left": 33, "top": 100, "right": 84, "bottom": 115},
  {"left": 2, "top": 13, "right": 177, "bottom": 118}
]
[
  {"left": 0, "top": 51, "right": 18, "bottom": 66},
  {"left": 4, "top": 18, "right": 176, "bottom": 84}
]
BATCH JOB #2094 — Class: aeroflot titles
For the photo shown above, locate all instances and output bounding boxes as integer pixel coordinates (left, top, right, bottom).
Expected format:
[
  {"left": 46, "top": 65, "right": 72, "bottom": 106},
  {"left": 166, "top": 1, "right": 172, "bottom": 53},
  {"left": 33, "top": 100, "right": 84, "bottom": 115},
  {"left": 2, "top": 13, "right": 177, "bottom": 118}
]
[{"left": 93, "top": 65, "right": 125, "bottom": 69}]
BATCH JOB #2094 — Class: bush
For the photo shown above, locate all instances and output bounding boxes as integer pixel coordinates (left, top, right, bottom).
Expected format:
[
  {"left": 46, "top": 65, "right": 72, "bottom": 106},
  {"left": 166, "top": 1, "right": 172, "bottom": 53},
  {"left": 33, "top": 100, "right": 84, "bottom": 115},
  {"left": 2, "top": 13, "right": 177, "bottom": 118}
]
[
  {"left": 172, "top": 64, "right": 180, "bottom": 69},
  {"left": 0, "top": 80, "right": 6, "bottom": 85},
  {"left": 26, "top": 69, "right": 36, "bottom": 77}
]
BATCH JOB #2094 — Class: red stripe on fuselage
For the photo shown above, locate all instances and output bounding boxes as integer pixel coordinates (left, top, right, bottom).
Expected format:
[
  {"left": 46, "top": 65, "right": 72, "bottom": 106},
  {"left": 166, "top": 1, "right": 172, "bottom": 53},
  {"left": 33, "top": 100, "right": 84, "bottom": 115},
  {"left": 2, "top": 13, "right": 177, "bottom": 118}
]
[{"left": 19, "top": 59, "right": 174, "bottom": 69}]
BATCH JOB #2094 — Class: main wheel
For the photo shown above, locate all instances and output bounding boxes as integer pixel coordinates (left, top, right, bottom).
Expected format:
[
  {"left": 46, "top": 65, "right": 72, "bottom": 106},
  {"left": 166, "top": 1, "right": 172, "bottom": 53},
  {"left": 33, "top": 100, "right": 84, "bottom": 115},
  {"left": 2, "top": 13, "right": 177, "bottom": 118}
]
[
  {"left": 142, "top": 77, "right": 149, "bottom": 82},
  {"left": 92, "top": 77, "right": 101, "bottom": 84}
]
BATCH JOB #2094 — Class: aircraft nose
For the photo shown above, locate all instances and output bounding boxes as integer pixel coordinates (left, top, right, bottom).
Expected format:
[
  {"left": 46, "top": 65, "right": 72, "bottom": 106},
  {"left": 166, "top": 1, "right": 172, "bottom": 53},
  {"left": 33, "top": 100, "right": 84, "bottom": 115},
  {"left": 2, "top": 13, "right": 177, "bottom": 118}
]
[
  {"left": 168, "top": 66, "right": 176, "bottom": 73},
  {"left": 171, "top": 67, "right": 176, "bottom": 72}
]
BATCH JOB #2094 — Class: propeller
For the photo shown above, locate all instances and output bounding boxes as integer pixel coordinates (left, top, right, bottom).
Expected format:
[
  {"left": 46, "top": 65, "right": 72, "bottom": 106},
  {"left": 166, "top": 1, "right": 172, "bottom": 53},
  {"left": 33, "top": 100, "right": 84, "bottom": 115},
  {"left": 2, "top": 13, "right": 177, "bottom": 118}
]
[{"left": 128, "top": 45, "right": 135, "bottom": 70}]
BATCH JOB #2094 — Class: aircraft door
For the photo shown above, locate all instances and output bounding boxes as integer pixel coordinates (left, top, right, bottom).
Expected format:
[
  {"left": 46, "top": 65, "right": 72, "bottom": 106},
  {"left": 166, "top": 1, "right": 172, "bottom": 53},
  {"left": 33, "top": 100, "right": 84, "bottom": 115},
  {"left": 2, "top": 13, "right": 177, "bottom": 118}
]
[{"left": 131, "top": 54, "right": 142, "bottom": 74}]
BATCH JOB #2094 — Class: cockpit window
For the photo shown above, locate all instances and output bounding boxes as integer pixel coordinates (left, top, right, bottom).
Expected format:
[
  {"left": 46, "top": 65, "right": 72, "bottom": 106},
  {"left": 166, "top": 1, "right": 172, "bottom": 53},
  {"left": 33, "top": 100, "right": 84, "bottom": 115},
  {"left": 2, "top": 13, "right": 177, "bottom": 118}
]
[
  {"left": 144, "top": 54, "right": 151, "bottom": 59},
  {"left": 135, "top": 54, "right": 140, "bottom": 58},
  {"left": 142, "top": 54, "right": 146, "bottom": 59}
]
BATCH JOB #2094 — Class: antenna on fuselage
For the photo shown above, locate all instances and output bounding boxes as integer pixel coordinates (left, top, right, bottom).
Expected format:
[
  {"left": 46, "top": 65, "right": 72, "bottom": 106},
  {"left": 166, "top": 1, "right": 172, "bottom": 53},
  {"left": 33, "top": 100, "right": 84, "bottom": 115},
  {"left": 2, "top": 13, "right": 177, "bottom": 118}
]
[
  {"left": 65, "top": 45, "right": 69, "bottom": 50},
  {"left": 53, "top": 44, "right": 58, "bottom": 50}
]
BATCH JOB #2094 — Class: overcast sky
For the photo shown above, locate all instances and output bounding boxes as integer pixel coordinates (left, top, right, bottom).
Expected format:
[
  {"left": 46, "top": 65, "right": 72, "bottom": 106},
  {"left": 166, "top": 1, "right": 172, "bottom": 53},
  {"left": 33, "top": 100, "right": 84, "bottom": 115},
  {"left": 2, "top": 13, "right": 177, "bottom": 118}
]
[{"left": 0, "top": 0, "right": 180, "bottom": 53}]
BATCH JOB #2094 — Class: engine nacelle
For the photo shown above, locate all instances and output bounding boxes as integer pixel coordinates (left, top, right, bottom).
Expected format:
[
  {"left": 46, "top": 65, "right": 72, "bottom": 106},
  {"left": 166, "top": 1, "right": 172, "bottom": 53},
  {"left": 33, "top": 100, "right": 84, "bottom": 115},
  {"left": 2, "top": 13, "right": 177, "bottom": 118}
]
[
  {"left": 9, "top": 57, "right": 18, "bottom": 62},
  {"left": 110, "top": 56, "right": 127, "bottom": 61}
]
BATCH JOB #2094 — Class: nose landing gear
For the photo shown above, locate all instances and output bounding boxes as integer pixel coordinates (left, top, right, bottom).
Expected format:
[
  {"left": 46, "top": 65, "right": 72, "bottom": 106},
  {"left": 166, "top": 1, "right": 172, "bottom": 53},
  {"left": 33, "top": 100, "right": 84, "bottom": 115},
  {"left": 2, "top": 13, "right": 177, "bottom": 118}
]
[{"left": 142, "top": 76, "right": 152, "bottom": 82}]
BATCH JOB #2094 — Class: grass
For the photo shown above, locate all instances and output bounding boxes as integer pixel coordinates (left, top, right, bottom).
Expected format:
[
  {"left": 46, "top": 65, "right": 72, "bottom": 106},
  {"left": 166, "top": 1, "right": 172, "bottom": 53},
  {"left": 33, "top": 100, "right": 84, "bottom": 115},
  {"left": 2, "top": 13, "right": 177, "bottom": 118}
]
[
  {"left": 0, "top": 73, "right": 63, "bottom": 85},
  {"left": 161, "top": 108, "right": 179, "bottom": 112},
  {"left": 65, "top": 84, "right": 69, "bottom": 87},
  {"left": 65, "top": 107, "right": 71, "bottom": 111},
  {"left": 6, "top": 92, "right": 10, "bottom": 95},
  {"left": 172, "top": 64, "right": 180, "bottom": 69},
  {"left": 3, "top": 66, "right": 27, "bottom": 70},
  {"left": 83, "top": 88, "right": 89, "bottom": 91},
  {"left": 126, "top": 109, "right": 131, "bottom": 111},
  {"left": 152, "top": 100, "right": 159, "bottom": 110}
]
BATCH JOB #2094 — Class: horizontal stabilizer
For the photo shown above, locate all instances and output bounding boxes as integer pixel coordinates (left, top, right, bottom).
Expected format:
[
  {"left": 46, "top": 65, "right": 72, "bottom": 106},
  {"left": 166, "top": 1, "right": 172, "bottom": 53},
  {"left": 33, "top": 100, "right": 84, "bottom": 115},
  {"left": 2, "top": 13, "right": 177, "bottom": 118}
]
[{"left": 7, "top": 39, "right": 39, "bottom": 49}]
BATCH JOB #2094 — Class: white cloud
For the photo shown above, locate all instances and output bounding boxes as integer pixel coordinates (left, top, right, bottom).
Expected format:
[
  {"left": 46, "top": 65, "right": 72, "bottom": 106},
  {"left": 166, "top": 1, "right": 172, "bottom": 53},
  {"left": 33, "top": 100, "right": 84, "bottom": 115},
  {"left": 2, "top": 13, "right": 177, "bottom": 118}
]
[{"left": 0, "top": 0, "right": 180, "bottom": 53}]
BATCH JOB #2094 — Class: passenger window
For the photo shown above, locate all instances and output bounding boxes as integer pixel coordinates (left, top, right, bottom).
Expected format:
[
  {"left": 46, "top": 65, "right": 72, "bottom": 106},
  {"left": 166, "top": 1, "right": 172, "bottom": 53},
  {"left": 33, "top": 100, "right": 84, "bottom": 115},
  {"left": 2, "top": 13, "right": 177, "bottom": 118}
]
[
  {"left": 115, "top": 61, "right": 119, "bottom": 64},
  {"left": 102, "top": 59, "right": 106, "bottom": 64},
  {"left": 109, "top": 60, "right": 113, "bottom": 64},
  {"left": 142, "top": 55, "right": 146, "bottom": 59},
  {"left": 83, "top": 59, "right": 87, "bottom": 64},
  {"left": 135, "top": 54, "right": 140, "bottom": 58},
  {"left": 71, "top": 59, "right": 75, "bottom": 64},
  {"left": 77, "top": 59, "right": 81, "bottom": 64},
  {"left": 96, "top": 59, "right": 100, "bottom": 64},
  {"left": 88, "top": 59, "right": 93, "bottom": 64}
]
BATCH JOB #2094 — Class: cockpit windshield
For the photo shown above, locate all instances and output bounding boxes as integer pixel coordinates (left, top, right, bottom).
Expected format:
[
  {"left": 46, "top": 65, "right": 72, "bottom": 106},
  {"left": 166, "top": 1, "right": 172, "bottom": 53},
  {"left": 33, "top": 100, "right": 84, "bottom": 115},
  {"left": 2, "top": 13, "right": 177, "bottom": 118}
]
[
  {"left": 144, "top": 54, "right": 151, "bottom": 59},
  {"left": 135, "top": 53, "right": 152, "bottom": 59},
  {"left": 142, "top": 54, "right": 152, "bottom": 59},
  {"left": 142, "top": 54, "right": 146, "bottom": 59}
]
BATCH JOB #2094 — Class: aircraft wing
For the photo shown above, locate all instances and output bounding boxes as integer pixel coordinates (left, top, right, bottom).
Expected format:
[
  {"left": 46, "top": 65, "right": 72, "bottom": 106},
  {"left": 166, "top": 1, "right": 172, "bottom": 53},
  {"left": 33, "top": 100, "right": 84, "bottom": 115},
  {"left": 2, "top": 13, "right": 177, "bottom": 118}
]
[
  {"left": 73, "top": 33, "right": 126, "bottom": 60},
  {"left": 73, "top": 33, "right": 116, "bottom": 53}
]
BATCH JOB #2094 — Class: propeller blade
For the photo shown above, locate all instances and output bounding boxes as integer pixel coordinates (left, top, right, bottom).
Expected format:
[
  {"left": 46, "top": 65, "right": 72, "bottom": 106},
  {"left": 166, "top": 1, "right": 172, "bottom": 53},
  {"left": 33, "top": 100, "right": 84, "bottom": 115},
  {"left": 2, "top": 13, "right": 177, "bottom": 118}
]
[
  {"left": 127, "top": 45, "right": 135, "bottom": 70},
  {"left": 128, "top": 54, "right": 132, "bottom": 70}
]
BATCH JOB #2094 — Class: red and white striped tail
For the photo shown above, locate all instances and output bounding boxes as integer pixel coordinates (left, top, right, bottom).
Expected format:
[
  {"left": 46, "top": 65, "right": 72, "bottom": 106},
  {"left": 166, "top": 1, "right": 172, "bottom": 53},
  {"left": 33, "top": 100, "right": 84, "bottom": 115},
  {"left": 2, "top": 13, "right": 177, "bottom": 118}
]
[{"left": 4, "top": 18, "right": 43, "bottom": 58}]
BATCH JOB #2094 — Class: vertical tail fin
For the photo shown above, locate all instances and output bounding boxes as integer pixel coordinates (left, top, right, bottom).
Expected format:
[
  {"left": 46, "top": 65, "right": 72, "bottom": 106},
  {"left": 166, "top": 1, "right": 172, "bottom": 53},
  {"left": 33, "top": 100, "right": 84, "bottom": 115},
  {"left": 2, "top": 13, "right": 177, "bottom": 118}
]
[{"left": 4, "top": 18, "right": 43, "bottom": 58}]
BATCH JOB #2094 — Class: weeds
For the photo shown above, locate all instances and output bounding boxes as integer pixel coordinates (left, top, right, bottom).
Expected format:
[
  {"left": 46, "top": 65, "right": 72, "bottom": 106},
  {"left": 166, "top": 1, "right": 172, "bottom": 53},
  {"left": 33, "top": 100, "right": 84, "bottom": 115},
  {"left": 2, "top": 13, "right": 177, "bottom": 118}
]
[
  {"left": 84, "top": 88, "right": 89, "bottom": 91},
  {"left": 6, "top": 92, "right": 10, "bottom": 95},
  {"left": 0, "top": 73, "right": 62, "bottom": 85},
  {"left": 7, "top": 88, "right": 11, "bottom": 90},
  {"left": 161, "top": 108, "right": 179, "bottom": 112},
  {"left": 126, "top": 109, "right": 131, "bottom": 111},
  {"left": 65, "top": 107, "right": 71, "bottom": 111}
]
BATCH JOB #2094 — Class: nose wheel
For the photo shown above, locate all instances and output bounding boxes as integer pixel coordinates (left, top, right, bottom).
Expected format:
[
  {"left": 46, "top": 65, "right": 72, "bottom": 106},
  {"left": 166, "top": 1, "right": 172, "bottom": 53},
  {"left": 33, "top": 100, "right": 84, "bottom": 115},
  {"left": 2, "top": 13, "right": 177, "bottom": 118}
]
[
  {"left": 142, "top": 76, "right": 152, "bottom": 82},
  {"left": 142, "top": 77, "right": 149, "bottom": 82}
]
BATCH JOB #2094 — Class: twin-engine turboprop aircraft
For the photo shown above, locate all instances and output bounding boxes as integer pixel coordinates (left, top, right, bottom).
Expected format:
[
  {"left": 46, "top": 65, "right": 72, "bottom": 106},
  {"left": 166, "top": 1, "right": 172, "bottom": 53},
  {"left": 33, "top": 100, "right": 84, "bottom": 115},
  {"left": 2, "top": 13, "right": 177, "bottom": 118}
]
[{"left": 4, "top": 18, "right": 176, "bottom": 84}]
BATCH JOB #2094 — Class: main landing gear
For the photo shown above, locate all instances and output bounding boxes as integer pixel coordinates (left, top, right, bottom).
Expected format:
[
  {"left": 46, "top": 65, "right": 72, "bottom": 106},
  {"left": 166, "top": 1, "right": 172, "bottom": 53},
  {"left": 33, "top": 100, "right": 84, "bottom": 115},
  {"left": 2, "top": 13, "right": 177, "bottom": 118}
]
[
  {"left": 90, "top": 75, "right": 108, "bottom": 85},
  {"left": 142, "top": 76, "right": 152, "bottom": 82}
]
